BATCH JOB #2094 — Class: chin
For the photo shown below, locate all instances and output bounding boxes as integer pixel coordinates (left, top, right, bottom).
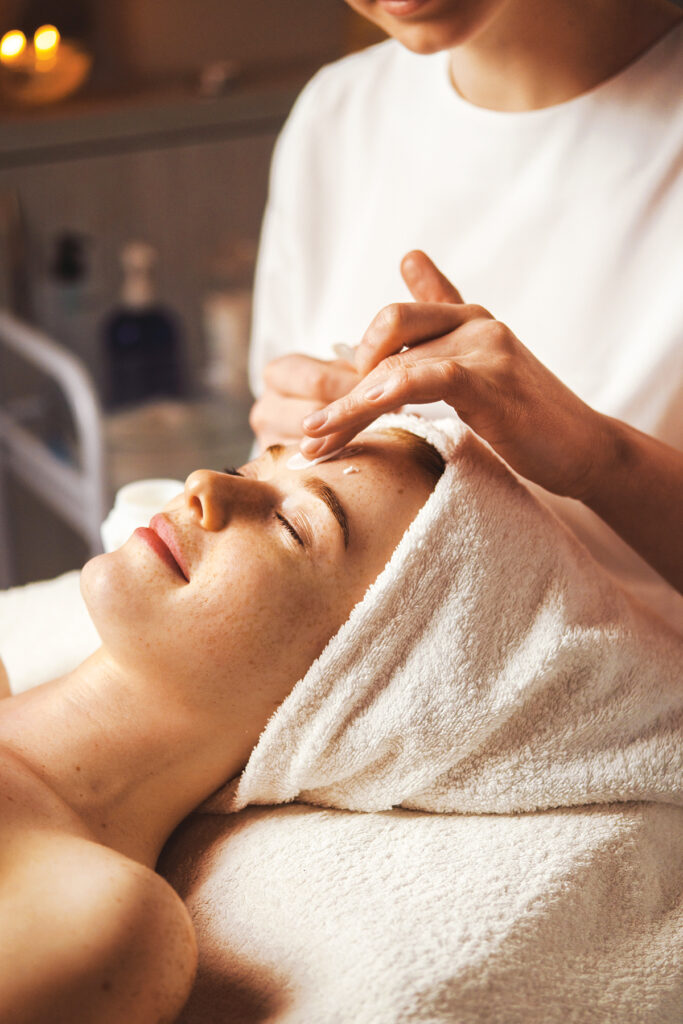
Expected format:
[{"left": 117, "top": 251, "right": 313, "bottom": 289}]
[
  {"left": 80, "top": 549, "right": 145, "bottom": 648},
  {"left": 391, "top": 26, "right": 463, "bottom": 53},
  {"left": 361, "top": 0, "right": 505, "bottom": 52},
  {"left": 80, "top": 549, "right": 180, "bottom": 683},
  {"left": 80, "top": 552, "right": 107, "bottom": 614}
]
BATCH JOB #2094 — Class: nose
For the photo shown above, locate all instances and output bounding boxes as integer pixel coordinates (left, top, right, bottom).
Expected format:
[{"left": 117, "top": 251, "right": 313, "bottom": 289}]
[
  {"left": 184, "top": 469, "right": 269, "bottom": 531},
  {"left": 184, "top": 470, "right": 231, "bottom": 530}
]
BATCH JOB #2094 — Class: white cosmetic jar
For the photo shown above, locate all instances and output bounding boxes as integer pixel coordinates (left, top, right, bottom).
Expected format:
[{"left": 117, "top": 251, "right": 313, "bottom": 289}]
[{"left": 100, "top": 478, "right": 183, "bottom": 553}]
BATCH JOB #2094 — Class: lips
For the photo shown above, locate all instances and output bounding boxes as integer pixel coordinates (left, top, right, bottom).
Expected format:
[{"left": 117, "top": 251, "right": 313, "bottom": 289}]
[
  {"left": 377, "top": 0, "right": 432, "bottom": 16},
  {"left": 136, "top": 515, "right": 190, "bottom": 582}
]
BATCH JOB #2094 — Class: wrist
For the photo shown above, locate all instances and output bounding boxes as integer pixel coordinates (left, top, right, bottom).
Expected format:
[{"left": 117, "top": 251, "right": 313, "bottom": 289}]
[{"left": 578, "top": 413, "right": 633, "bottom": 511}]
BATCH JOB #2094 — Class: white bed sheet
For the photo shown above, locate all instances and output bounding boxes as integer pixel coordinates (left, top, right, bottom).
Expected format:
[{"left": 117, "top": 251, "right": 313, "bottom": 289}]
[
  {"left": 0, "top": 570, "right": 99, "bottom": 694},
  {"left": 1, "top": 571, "right": 681, "bottom": 1022}
]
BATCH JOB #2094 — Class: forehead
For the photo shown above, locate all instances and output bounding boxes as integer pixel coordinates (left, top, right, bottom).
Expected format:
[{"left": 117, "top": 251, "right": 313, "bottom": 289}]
[
  {"left": 253, "top": 432, "right": 423, "bottom": 482},
  {"left": 261, "top": 434, "right": 431, "bottom": 542}
]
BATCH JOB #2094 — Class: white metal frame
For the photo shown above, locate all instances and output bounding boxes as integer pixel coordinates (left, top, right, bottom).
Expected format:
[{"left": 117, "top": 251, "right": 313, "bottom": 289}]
[{"left": 0, "top": 310, "right": 107, "bottom": 588}]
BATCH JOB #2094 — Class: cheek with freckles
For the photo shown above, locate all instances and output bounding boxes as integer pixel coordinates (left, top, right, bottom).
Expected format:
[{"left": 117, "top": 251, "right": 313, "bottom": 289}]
[
  {"left": 162, "top": 540, "right": 348, "bottom": 702},
  {"left": 80, "top": 546, "right": 171, "bottom": 655},
  {"left": 82, "top": 523, "right": 348, "bottom": 700}
]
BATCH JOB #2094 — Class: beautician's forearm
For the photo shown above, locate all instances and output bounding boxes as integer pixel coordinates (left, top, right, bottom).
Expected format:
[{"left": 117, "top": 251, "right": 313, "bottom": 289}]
[{"left": 586, "top": 416, "right": 683, "bottom": 594}]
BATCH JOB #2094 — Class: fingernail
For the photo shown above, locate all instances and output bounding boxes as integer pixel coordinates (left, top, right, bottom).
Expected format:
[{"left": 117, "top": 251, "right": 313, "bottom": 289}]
[
  {"left": 303, "top": 410, "right": 327, "bottom": 431},
  {"left": 300, "top": 437, "right": 324, "bottom": 455},
  {"left": 364, "top": 384, "right": 385, "bottom": 401}
]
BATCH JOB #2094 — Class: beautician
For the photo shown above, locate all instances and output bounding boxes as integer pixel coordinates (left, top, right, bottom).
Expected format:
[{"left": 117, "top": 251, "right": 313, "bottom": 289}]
[{"left": 248, "top": 0, "right": 683, "bottom": 622}]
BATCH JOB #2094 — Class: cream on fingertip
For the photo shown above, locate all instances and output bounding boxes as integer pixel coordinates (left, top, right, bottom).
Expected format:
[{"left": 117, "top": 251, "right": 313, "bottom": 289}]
[
  {"left": 332, "top": 342, "right": 357, "bottom": 362},
  {"left": 287, "top": 446, "right": 347, "bottom": 471}
]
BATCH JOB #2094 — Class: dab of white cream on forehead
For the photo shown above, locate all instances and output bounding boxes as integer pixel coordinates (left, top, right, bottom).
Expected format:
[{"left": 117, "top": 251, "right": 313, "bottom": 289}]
[
  {"left": 343, "top": 466, "right": 359, "bottom": 475},
  {"left": 287, "top": 446, "right": 346, "bottom": 471}
]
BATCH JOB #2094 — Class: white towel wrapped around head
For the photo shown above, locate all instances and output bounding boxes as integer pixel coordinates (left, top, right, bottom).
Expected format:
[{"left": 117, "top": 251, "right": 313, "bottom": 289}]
[{"left": 203, "top": 414, "right": 682, "bottom": 816}]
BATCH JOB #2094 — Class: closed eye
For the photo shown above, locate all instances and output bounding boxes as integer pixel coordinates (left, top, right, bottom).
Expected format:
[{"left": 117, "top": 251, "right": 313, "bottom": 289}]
[
  {"left": 275, "top": 511, "right": 304, "bottom": 547},
  {"left": 223, "top": 465, "right": 304, "bottom": 548}
]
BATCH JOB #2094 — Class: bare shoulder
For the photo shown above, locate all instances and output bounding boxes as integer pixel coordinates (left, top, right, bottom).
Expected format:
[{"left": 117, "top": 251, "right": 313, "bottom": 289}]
[{"left": 0, "top": 827, "right": 197, "bottom": 1024}]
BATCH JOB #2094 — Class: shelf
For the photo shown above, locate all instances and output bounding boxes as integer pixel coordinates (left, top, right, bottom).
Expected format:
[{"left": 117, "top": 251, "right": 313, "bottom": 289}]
[{"left": 0, "top": 67, "right": 309, "bottom": 167}]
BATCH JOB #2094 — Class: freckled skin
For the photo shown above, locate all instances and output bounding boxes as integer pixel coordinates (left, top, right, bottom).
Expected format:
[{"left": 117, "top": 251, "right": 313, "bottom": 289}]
[
  {"left": 81, "top": 433, "right": 433, "bottom": 752},
  {"left": 0, "top": 432, "right": 435, "bottom": 1023}
]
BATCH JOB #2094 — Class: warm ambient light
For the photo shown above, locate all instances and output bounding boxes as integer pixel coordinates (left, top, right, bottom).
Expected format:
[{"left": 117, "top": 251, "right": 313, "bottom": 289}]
[
  {"left": 0, "top": 22, "right": 92, "bottom": 105},
  {"left": 0, "top": 29, "right": 27, "bottom": 62},
  {"left": 34, "top": 24, "right": 60, "bottom": 58}
]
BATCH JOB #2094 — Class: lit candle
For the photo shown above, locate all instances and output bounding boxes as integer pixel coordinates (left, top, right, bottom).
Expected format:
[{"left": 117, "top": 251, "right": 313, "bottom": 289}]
[
  {"left": 34, "top": 24, "right": 60, "bottom": 66},
  {"left": 0, "top": 29, "right": 27, "bottom": 64}
]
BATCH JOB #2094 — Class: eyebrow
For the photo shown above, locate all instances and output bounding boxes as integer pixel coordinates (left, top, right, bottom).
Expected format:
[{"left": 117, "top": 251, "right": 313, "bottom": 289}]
[
  {"left": 265, "top": 444, "right": 350, "bottom": 548},
  {"left": 302, "top": 477, "right": 350, "bottom": 548}
]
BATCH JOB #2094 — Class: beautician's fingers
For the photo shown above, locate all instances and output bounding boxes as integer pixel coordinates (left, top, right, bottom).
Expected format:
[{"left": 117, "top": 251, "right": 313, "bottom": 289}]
[
  {"left": 302, "top": 319, "right": 607, "bottom": 501},
  {"left": 400, "top": 250, "right": 464, "bottom": 304},
  {"left": 302, "top": 326, "right": 492, "bottom": 450},
  {"left": 354, "top": 301, "right": 491, "bottom": 377},
  {"left": 249, "top": 391, "right": 328, "bottom": 446},
  {"left": 263, "top": 353, "right": 358, "bottom": 402},
  {"left": 300, "top": 355, "right": 478, "bottom": 456},
  {"left": 251, "top": 353, "right": 359, "bottom": 446},
  {"left": 352, "top": 250, "right": 467, "bottom": 374}
]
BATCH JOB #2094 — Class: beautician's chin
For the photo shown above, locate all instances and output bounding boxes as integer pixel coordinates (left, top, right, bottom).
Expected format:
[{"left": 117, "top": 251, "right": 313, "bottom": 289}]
[{"left": 347, "top": 0, "right": 505, "bottom": 54}]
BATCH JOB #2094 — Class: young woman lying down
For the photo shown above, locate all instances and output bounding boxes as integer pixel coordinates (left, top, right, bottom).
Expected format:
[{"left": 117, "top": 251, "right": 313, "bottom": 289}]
[
  {"left": 0, "top": 421, "right": 444, "bottom": 1024},
  {"left": 1, "top": 413, "right": 679, "bottom": 1024}
]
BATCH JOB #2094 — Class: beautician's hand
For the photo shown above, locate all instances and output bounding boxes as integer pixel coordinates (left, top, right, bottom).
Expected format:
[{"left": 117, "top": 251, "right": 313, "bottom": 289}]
[
  {"left": 299, "top": 251, "right": 608, "bottom": 502},
  {"left": 250, "top": 353, "right": 359, "bottom": 450}
]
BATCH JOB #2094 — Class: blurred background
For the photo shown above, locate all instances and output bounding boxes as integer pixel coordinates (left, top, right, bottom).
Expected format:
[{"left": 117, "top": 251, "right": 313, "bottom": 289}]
[{"left": 0, "top": 0, "right": 384, "bottom": 585}]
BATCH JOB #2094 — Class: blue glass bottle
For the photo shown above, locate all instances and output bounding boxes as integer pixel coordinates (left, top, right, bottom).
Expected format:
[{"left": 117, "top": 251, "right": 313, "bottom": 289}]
[{"left": 103, "top": 242, "right": 183, "bottom": 409}]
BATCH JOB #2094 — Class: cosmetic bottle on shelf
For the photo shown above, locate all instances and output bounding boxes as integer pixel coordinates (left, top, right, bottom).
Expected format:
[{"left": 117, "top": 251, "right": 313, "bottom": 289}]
[
  {"left": 201, "top": 238, "right": 256, "bottom": 403},
  {"left": 102, "top": 242, "right": 183, "bottom": 409}
]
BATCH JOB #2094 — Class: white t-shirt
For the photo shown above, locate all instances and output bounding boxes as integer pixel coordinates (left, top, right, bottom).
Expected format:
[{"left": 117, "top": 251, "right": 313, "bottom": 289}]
[{"left": 249, "top": 25, "right": 683, "bottom": 629}]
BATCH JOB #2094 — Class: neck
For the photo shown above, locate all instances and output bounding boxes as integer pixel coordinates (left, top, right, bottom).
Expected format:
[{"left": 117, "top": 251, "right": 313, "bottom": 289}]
[
  {"left": 449, "top": 0, "right": 681, "bottom": 111},
  {"left": 0, "top": 650, "right": 243, "bottom": 868}
]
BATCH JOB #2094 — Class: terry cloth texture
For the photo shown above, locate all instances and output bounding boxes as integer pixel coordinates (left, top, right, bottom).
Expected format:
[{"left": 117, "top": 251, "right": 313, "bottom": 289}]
[
  {"left": 202, "top": 413, "right": 682, "bottom": 816},
  {"left": 161, "top": 800, "right": 683, "bottom": 1024}
]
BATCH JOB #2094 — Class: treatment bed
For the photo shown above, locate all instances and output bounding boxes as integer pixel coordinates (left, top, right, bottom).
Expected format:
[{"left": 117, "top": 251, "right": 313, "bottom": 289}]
[
  {"left": 1, "top": 313, "right": 682, "bottom": 1024},
  {"left": 2, "top": 569, "right": 682, "bottom": 1023}
]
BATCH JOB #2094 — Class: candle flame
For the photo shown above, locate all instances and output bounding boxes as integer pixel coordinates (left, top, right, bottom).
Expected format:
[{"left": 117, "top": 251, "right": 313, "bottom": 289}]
[
  {"left": 0, "top": 29, "right": 27, "bottom": 61},
  {"left": 34, "top": 24, "right": 60, "bottom": 57}
]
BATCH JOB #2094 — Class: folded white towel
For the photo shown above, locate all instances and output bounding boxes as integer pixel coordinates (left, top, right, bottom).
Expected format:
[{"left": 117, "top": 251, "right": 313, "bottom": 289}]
[
  {"left": 203, "top": 414, "right": 682, "bottom": 816},
  {"left": 162, "top": 801, "right": 683, "bottom": 1024}
]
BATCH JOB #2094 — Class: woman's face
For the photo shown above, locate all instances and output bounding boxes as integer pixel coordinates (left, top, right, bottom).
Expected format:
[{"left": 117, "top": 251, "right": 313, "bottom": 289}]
[
  {"left": 81, "top": 432, "right": 435, "bottom": 748},
  {"left": 344, "top": 0, "right": 510, "bottom": 53}
]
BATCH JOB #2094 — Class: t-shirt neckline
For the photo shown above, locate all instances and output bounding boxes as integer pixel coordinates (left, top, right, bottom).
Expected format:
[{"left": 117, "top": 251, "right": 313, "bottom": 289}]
[{"left": 437, "top": 17, "right": 683, "bottom": 124}]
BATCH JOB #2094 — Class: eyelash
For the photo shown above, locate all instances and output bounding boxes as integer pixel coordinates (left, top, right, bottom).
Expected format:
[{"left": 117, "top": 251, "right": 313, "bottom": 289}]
[
  {"left": 223, "top": 466, "right": 304, "bottom": 548},
  {"left": 275, "top": 511, "right": 304, "bottom": 547}
]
